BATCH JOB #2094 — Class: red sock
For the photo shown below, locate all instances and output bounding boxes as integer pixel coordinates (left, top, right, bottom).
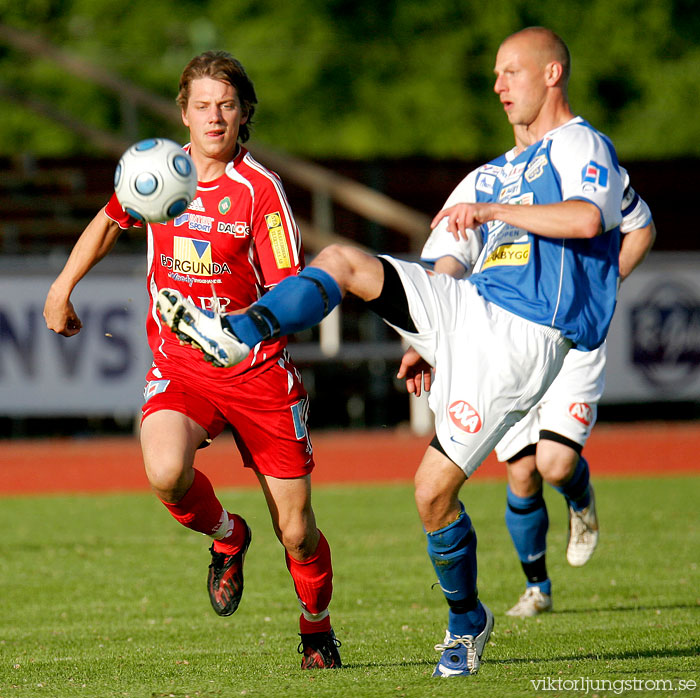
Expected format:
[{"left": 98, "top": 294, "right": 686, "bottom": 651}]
[
  {"left": 211, "top": 513, "right": 248, "bottom": 555},
  {"left": 159, "top": 469, "right": 247, "bottom": 553},
  {"left": 285, "top": 531, "right": 333, "bottom": 634}
]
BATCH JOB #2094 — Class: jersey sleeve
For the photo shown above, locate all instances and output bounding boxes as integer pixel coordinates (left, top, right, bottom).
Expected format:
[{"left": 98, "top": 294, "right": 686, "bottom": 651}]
[
  {"left": 104, "top": 192, "right": 142, "bottom": 229},
  {"left": 618, "top": 168, "right": 652, "bottom": 234},
  {"left": 421, "top": 169, "right": 483, "bottom": 269},
  {"left": 251, "top": 175, "right": 304, "bottom": 288},
  {"left": 550, "top": 124, "right": 623, "bottom": 233}
]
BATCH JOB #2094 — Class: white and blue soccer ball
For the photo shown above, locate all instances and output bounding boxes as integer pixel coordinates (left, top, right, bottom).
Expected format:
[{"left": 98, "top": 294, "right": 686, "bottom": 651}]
[{"left": 114, "top": 138, "right": 197, "bottom": 223}]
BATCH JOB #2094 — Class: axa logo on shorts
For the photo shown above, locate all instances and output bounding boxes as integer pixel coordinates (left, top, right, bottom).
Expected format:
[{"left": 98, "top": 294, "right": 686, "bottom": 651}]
[
  {"left": 569, "top": 402, "right": 592, "bottom": 426},
  {"left": 448, "top": 400, "right": 482, "bottom": 434}
]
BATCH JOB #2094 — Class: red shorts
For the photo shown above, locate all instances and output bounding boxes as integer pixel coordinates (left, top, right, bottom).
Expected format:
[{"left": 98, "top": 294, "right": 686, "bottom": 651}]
[{"left": 141, "top": 355, "right": 315, "bottom": 478}]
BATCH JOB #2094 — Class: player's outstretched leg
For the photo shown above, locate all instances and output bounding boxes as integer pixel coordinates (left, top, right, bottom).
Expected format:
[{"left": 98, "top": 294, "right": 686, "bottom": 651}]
[
  {"left": 156, "top": 289, "right": 251, "bottom": 368},
  {"left": 158, "top": 267, "right": 342, "bottom": 368}
]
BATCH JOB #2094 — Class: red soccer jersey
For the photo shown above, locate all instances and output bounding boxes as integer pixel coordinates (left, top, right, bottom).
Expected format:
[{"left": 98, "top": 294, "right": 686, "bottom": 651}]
[{"left": 105, "top": 145, "right": 304, "bottom": 387}]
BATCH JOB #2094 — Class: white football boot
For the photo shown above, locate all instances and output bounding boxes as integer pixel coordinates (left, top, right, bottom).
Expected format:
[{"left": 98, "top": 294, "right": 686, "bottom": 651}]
[
  {"left": 432, "top": 604, "right": 494, "bottom": 677},
  {"left": 505, "top": 586, "right": 553, "bottom": 618},
  {"left": 156, "top": 289, "right": 250, "bottom": 368},
  {"left": 566, "top": 485, "right": 599, "bottom": 567}
]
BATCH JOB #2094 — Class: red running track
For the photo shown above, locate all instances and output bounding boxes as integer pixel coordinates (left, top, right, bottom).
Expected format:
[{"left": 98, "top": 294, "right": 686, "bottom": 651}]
[{"left": 1, "top": 422, "right": 698, "bottom": 496}]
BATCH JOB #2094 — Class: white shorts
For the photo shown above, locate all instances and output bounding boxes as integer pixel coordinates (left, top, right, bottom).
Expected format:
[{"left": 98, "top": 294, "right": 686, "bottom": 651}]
[
  {"left": 494, "top": 343, "right": 606, "bottom": 462},
  {"left": 380, "top": 256, "right": 572, "bottom": 477}
]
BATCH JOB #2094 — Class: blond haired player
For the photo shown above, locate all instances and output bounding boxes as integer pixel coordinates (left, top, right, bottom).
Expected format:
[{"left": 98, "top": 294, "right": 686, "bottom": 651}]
[{"left": 44, "top": 51, "right": 341, "bottom": 669}]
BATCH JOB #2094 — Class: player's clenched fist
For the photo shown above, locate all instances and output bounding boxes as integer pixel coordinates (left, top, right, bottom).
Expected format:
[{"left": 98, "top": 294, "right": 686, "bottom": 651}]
[{"left": 43, "top": 288, "right": 82, "bottom": 337}]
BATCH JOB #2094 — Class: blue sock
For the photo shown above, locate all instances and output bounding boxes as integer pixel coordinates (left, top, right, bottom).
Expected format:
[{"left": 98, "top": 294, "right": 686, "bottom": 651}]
[
  {"left": 527, "top": 577, "right": 551, "bottom": 595},
  {"left": 505, "top": 487, "right": 548, "bottom": 563},
  {"left": 506, "top": 487, "right": 551, "bottom": 594},
  {"left": 449, "top": 598, "right": 486, "bottom": 638},
  {"left": 225, "top": 313, "right": 268, "bottom": 348},
  {"left": 225, "top": 267, "right": 342, "bottom": 346},
  {"left": 552, "top": 456, "right": 591, "bottom": 511},
  {"left": 426, "top": 503, "right": 486, "bottom": 637}
]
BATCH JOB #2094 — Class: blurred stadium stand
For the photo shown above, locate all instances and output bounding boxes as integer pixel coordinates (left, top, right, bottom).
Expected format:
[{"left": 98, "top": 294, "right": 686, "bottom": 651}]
[{"left": 2, "top": 153, "right": 698, "bottom": 256}]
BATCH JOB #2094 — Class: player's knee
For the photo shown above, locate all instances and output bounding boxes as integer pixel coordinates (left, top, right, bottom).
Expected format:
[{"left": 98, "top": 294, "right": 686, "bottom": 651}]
[
  {"left": 414, "top": 484, "right": 454, "bottom": 531},
  {"left": 316, "top": 243, "right": 347, "bottom": 259},
  {"left": 279, "top": 521, "right": 319, "bottom": 560},
  {"left": 547, "top": 465, "right": 574, "bottom": 487},
  {"left": 414, "top": 480, "right": 436, "bottom": 515},
  {"left": 508, "top": 467, "right": 541, "bottom": 497},
  {"left": 313, "top": 244, "right": 377, "bottom": 297},
  {"left": 313, "top": 244, "right": 351, "bottom": 276},
  {"left": 539, "top": 454, "right": 579, "bottom": 487},
  {"left": 506, "top": 450, "right": 540, "bottom": 495},
  {"left": 145, "top": 461, "right": 191, "bottom": 502}
]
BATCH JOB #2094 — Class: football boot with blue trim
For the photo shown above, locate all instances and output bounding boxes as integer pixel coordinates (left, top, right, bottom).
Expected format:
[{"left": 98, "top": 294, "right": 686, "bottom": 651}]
[{"left": 432, "top": 604, "right": 494, "bottom": 677}]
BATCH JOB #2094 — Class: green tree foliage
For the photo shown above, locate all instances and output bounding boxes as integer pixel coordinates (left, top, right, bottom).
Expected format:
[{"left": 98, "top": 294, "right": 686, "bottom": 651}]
[{"left": 0, "top": 0, "right": 698, "bottom": 159}]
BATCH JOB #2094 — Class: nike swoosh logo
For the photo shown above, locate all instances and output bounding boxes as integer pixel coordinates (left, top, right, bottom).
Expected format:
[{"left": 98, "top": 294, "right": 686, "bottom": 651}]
[
  {"left": 526, "top": 551, "right": 545, "bottom": 562},
  {"left": 439, "top": 585, "right": 460, "bottom": 595}
]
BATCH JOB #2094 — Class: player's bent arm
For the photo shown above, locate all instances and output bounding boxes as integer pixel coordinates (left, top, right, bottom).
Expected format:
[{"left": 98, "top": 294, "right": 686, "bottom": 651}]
[
  {"left": 488, "top": 199, "right": 603, "bottom": 239},
  {"left": 48, "top": 208, "right": 123, "bottom": 298},
  {"left": 44, "top": 208, "right": 123, "bottom": 336},
  {"left": 619, "top": 220, "right": 656, "bottom": 282},
  {"left": 432, "top": 199, "right": 602, "bottom": 242}
]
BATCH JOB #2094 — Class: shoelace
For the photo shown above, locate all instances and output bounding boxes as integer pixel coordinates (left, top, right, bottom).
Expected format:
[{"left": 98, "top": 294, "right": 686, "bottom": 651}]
[
  {"left": 297, "top": 633, "right": 342, "bottom": 655},
  {"left": 434, "top": 635, "right": 476, "bottom": 653},
  {"left": 208, "top": 548, "right": 230, "bottom": 572},
  {"left": 434, "top": 635, "right": 478, "bottom": 672}
]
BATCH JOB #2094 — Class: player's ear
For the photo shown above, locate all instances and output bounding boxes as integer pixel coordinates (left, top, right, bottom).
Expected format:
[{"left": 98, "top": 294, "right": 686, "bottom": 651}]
[
  {"left": 181, "top": 108, "right": 190, "bottom": 129},
  {"left": 545, "top": 61, "right": 563, "bottom": 87}
]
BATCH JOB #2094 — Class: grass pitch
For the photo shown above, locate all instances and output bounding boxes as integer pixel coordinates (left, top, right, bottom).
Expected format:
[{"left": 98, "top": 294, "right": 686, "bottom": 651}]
[{"left": 0, "top": 477, "right": 698, "bottom": 698}]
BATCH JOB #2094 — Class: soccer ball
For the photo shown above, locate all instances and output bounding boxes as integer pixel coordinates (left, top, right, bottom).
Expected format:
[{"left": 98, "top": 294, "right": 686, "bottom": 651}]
[{"left": 114, "top": 138, "right": 198, "bottom": 223}]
